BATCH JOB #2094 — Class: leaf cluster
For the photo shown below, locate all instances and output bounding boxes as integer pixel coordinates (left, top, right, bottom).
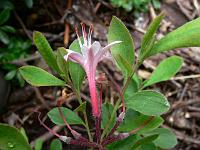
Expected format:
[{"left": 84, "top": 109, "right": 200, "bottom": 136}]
[
  {"left": 106, "top": 14, "right": 200, "bottom": 149},
  {"left": 3, "top": 12, "right": 200, "bottom": 149},
  {"left": 0, "top": 5, "right": 32, "bottom": 86},
  {"left": 110, "top": 0, "right": 161, "bottom": 13}
]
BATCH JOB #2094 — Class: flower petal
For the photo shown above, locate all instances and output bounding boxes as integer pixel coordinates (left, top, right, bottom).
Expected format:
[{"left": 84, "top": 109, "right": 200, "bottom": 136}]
[
  {"left": 81, "top": 46, "right": 88, "bottom": 58},
  {"left": 102, "top": 41, "right": 122, "bottom": 53},
  {"left": 64, "top": 49, "right": 84, "bottom": 65},
  {"left": 95, "top": 41, "right": 122, "bottom": 62},
  {"left": 91, "top": 41, "right": 101, "bottom": 56}
]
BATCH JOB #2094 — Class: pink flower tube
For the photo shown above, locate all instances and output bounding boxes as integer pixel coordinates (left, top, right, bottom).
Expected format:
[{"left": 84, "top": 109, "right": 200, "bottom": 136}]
[{"left": 64, "top": 24, "right": 121, "bottom": 117}]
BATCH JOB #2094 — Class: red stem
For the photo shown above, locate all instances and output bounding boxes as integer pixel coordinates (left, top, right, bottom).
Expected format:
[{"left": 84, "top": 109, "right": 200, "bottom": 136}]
[
  {"left": 36, "top": 111, "right": 61, "bottom": 138},
  {"left": 57, "top": 107, "right": 88, "bottom": 142},
  {"left": 69, "top": 139, "right": 102, "bottom": 149},
  {"left": 105, "top": 81, "right": 126, "bottom": 139},
  {"left": 102, "top": 116, "right": 155, "bottom": 145}
]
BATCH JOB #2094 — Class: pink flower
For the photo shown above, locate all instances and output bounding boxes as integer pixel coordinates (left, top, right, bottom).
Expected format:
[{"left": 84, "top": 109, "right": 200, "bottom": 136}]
[{"left": 64, "top": 24, "right": 121, "bottom": 117}]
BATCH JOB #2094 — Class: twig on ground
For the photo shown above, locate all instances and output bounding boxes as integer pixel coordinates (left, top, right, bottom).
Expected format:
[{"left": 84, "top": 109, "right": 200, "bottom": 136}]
[
  {"left": 34, "top": 87, "right": 50, "bottom": 110},
  {"left": 193, "top": 0, "right": 200, "bottom": 17},
  {"left": 10, "top": 53, "right": 41, "bottom": 66},
  {"left": 171, "top": 99, "right": 200, "bottom": 111},
  {"left": 171, "top": 74, "right": 200, "bottom": 81},
  {"left": 163, "top": 125, "right": 200, "bottom": 145},
  {"left": 13, "top": 11, "right": 32, "bottom": 40},
  {"left": 30, "top": 125, "right": 64, "bottom": 147},
  {"left": 63, "top": 0, "right": 72, "bottom": 46}
]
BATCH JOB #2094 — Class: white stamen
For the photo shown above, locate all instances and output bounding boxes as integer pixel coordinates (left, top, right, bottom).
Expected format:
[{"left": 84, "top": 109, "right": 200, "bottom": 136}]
[
  {"left": 59, "top": 136, "right": 69, "bottom": 143},
  {"left": 75, "top": 27, "right": 83, "bottom": 48},
  {"left": 88, "top": 25, "right": 93, "bottom": 47},
  {"left": 81, "top": 23, "right": 88, "bottom": 47}
]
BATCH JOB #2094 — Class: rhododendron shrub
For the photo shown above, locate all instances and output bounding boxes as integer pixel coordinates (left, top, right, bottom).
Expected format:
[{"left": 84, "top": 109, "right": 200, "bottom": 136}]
[{"left": 1, "top": 14, "right": 200, "bottom": 150}]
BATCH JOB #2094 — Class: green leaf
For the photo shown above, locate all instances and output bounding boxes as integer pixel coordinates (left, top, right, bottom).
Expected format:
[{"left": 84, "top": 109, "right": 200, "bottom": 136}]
[
  {"left": 110, "top": 0, "right": 133, "bottom": 12},
  {"left": 5, "top": 69, "right": 16, "bottom": 80},
  {"left": 16, "top": 72, "right": 25, "bottom": 87},
  {"left": 101, "top": 103, "right": 117, "bottom": 132},
  {"left": 139, "top": 142, "right": 157, "bottom": 150},
  {"left": 19, "top": 128, "right": 29, "bottom": 142},
  {"left": 0, "top": 1, "right": 14, "bottom": 9},
  {"left": 144, "top": 128, "right": 177, "bottom": 149},
  {"left": 131, "top": 134, "right": 159, "bottom": 150},
  {"left": 68, "top": 39, "right": 85, "bottom": 92},
  {"left": 126, "top": 90, "right": 170, "bottom": 116},
  {"left": 0, "top": 25, "right": 16, "bottom": 33},
  {"left": 33, "top": 31, "right": 60, "bottom": 73},
  {"left": 19, "top": 66, "right": 65, "bottom": 86},
  {"left": 0, "top": 9, "right": 10, "bottom": 25},
  {"left": 25, "top": 0, "right": 33, "bottom": 8},
  {"left": 118, "top": 109, "right": 164, "bottom": 133},
  {"left": 115, "top": 54, "right": 132, "bottom": 78},
  {"left": 47, "top": 107, "right": 85, "bottom": 126},
  {"left": 50, "top": 139, "right": 62, "bottom": 150},
  {"left": 139, "top": 13, "right": 164, "bottom": 61},
  {"left": 124, "top": 74, "right": 141, "bottom": 100},
  {"left": 152, "top": 0, "right": 161, "bottom": 9},
  {"left": 0, "top": 30, "right": 9, "bottom": 44},
  {"left": 0, "top": 124, "right": 32, "bottom": 150},
  {"left": 107, "top": 134, "right": 141, "bottom": 150},
  {"left": 108, "top": 16, "right": 135, "bottom": 74},
  {"left": 56, "top": 47, "right": 69, "bottom": 81},
  {"left": 34, "top": 139, "right": 43, "bottom": 150},
  {"left": 143, "top": 56, "right": 183, "bottom": 88},
  {"left": 74, "top": 102, "right": 86, "bottom": 112},
  {"left": 146, "top": 17, "right": 200, "bottom": 58}
]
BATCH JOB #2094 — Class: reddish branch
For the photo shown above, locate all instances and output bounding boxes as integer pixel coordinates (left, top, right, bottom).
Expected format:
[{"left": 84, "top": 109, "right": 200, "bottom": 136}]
[{"left": 102, "top": 116, "right": 154, "bottom": 145}]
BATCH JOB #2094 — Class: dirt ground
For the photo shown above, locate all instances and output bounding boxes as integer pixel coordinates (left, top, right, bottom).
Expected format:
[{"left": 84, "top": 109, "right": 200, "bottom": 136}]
[{"left": 1, "top": 0, "right": 200, "bottom": 149}]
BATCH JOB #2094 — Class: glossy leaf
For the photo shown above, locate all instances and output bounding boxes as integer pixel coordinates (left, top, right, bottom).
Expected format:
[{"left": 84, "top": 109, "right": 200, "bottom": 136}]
[
  {"left": 25, "top": 0, "right": 33, "bottom": 8},
  {"left": 144, "top": 128, "right": 177, "bottom": 149},
  {"left": 126, "top": 90, "right": 170, "bottom": 116},
  {"left": 152, "top": 0, "right": 161, "bottom": 9},
  {"left": 101, "top": 103, "right": 117, "bottom": 132},
  {"left": 124, "top": 74, "right": 141, "bottom": 100},
  {"left": 146, "top": 17, "right": 200, "bottom": 58},
  {"left": 0, "top": 25, "right": 16, "bottom": 33},
  {"left": 74, "top": 102, "right": 86, "bottom": 112},
  {"left": 34, "top": 139, "right": 43, "bottom": 150},
  {"left": 56, "top": 47, "right": 69, "bottom": 81},
  {"left": 0, "top": 1, "right": 14, "bottom": 9},
  {"left": 50, "top": 139, "right": 62, "bottom": 150},
  {"left": 108, "top": 16, "right": 135, "bottom": 73},
  {"left": 16, "top": 72, "right": 25, "bottom": 87},
  {"left": 5, "top": 69, "right": 16, "bottom": 80},
  {"left": 107, "top": 134, "right": 141, "bottom": 150},
  {"left": 118, "top": 109, "right": 164, "bottom": 133},
  {"left": 143, "top": 56, "right": 183, "bottom": 88},
  {"left": 0, "top": 124, "right": 32, "bottom": 150},
  {"left": 68, "top": 39, "right": 85, "bottom": 92},
  {"left": 19, "top": 66, "right": 65, "bottom": 86},
  {"left": 115, "top": 54, "right": 132, "bottom": 78},
  {"left": 47, "top": 107, "right": 84, "bottom": 126},
  {"left": 0, "top": 30, "right": 9, "bottom": 44},
  {"left": 19, "top": 128, "right": 29, "bottom": 142},
  {"left": 33, "top": 31, "right": 60, "bottom": 73},
  {"left": 0, "top": 9, "right": 10, "bottom": 25},
  {"left": 131, "top": 134, "right": 158, "bottom": 150},
  {"left": 139, "top": 13, "right": 164, "bottom": 61},
  {"left": 139, "top": 142, "right": 157, "bottom": 150}
]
